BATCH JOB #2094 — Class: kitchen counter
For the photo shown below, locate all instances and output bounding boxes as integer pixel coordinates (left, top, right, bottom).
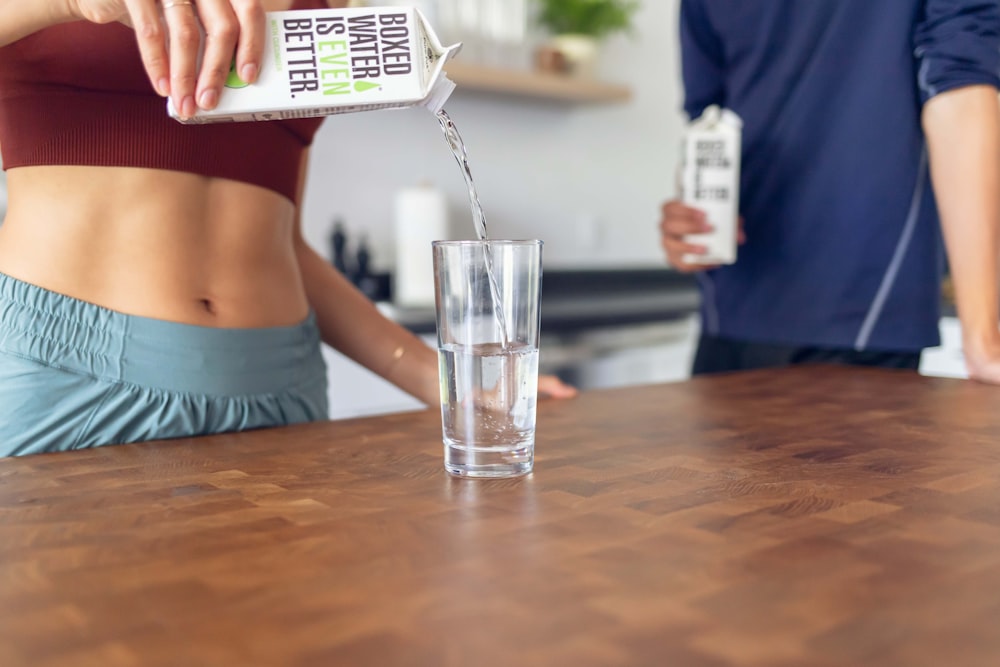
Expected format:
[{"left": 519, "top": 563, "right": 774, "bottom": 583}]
[
  {"left": 384, "top": 266, "right": 700, "bottom": 335},
  {"left": 3, "top": 366, "right": 1000, "bottom": 666}
]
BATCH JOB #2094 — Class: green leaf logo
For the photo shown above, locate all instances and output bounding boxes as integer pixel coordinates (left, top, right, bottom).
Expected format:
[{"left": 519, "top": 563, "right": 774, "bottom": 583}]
[
  {"left": 354, "top": 81, "right": 381, "bottom": 93},
  {"left": 225, "top": 61, "right": 249, "bottom": 89}
]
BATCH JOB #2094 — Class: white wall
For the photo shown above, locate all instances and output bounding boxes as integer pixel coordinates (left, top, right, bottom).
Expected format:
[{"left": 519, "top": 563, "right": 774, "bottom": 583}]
[{"left": 299, "top": 0, "right": 686, "bottom": 271}]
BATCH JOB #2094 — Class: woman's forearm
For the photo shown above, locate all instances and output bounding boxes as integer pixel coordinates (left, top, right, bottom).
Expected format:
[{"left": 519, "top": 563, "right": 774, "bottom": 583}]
[{"left": 296, "top": 239, "right": 439, "bottom": 406}]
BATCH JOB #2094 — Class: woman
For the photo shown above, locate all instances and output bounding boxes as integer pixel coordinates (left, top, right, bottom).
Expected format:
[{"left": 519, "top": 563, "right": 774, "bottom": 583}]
[{"left": 0, "top": 0, "right": 575, "bottom": 456}]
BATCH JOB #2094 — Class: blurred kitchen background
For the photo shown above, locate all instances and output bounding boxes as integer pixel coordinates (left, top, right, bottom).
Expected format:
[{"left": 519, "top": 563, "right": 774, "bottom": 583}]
[
  {"left": 0, "top": 1, "right": 961, "bottom": 418},
  {"left": 304, "top": 0, "right": 719, "bottom": 417},
  {"left": 297, "top": 0, "right": 967, "bottom": 418},
  {"left": 302, "top": 0, "right": 683, "bottom": 269}
]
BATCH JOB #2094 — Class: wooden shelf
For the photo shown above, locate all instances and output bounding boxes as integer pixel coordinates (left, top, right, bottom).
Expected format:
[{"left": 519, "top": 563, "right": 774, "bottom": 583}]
[{"left": 444, "top": 61, "right": 632, "bottom": 105}]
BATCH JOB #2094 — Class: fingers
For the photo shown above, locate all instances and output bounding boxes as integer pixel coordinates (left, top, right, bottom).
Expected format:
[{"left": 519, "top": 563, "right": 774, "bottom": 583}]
[
  {"left": 162, "top": 0, "right": 203, "bottom": 118},
  {"left": 659, "top": 200, "right": 714, "bottom": 272},
  {"left": 664, "top": 250, "right": 718, "bottom": 274},
  {"left": 660, "top": 232, "right": 710, "bottom": 263},
  {"left": 537, "top": 375, "right": 578, "bottom": 400},
  {"left": 659, "top": 200, "right": 711, "bottom": 237},
  {"left": 230, "top": 1, "right": 265, "bottom": 87},
  {"left": 127, "top": 0, "right": 264, "bottom": 119},
  {"left": 123, "top": 0, "right": 171, "bottom": 97},
  {"left": 196, "top": 0, "right": 264, "bottom": 110}
]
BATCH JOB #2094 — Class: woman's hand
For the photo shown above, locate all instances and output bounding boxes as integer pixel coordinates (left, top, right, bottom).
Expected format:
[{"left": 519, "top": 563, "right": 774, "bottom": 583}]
[
  {"left": 71, "top": 0, "right": 266, "bottom": 118},
  {"left": 538, "top": 374, "right": 577, "bottom": 400}
]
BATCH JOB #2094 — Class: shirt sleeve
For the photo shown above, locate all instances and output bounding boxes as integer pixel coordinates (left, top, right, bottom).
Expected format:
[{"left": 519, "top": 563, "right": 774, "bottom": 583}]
[
  {"left": 679, "top": 0, "right": 726, "bottom": 120},
  {"left": 914, "top": 0, "right": 1000, "bottom": 103}
]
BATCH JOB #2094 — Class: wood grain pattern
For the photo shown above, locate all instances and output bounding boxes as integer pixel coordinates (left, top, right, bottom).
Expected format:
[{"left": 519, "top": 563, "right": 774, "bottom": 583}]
[{"left": 3, "top": 366, "right": 1000, "bottom": 666}]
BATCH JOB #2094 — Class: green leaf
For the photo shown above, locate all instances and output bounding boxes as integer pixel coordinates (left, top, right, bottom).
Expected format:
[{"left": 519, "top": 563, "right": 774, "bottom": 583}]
[{"left": 536, "top": 0, "right": 640, "bottom": 40}]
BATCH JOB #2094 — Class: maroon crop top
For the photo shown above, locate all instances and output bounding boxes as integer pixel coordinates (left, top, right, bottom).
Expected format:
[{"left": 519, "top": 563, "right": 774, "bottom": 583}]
[{"left": 0, "top": 0, "right": 327, "bottom": 204}]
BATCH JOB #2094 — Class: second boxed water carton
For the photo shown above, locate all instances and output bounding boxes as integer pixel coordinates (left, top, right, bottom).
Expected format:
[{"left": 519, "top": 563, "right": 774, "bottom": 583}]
[
  {"left": 680, "top": 105, "right": 743, "bottom": 265},
  {"left": 169, "top": 6, "right": 462, "bottom": 123}
]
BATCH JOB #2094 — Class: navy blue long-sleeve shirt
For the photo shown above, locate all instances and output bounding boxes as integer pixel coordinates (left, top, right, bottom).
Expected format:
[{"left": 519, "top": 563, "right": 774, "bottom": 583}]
[{"left": 680, "top": 0, "right": 1000, "bottom": 351}]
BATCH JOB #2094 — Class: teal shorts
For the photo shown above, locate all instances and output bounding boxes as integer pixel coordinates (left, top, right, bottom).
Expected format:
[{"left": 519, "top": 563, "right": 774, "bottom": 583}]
[{"left": 0, "top": 272, "right": 328, "bottom": 457}]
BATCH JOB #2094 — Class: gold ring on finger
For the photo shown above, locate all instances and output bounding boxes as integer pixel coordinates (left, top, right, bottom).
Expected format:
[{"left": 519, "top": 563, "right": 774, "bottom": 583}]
[{"left": 163, "top": 0, "right": 195, "bottom": 8}]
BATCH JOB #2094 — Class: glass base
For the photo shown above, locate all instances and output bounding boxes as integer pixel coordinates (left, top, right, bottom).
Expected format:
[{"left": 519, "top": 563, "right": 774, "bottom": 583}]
[{"left": 444, "top": 441, "right": 534, "bottom": 478}]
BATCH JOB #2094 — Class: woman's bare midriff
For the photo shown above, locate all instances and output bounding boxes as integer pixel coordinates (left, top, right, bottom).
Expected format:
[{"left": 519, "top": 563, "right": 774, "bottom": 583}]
[{"left": 0, "top": 165, "right": 311, "bottom": 328}]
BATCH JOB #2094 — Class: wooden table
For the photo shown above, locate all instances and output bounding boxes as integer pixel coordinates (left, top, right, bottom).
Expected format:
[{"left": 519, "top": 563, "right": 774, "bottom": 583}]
[{"left": 3, "top": 366, "right": 1000, "bottom": 667}]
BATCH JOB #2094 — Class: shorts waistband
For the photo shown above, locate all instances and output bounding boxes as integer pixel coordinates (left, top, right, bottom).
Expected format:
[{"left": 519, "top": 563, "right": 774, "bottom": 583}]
[{"left": 0, "top": 272, "right": 323, "bottom": 396}]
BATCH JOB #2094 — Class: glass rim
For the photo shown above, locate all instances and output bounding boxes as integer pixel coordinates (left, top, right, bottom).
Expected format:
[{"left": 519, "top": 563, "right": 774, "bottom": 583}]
[{"left": 432, "top": 239, "right": 542, "bottom": 248}]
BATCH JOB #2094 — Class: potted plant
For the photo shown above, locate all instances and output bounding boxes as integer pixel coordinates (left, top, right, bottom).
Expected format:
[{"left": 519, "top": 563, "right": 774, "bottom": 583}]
[{"left": 535, "top": 0, "right": 639, "bottom": 77}]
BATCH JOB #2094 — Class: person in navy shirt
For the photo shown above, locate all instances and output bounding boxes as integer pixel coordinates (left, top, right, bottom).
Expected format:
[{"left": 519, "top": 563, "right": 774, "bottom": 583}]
[{"left": 660, "top": 0, "right": 1000, "bottom": 382}]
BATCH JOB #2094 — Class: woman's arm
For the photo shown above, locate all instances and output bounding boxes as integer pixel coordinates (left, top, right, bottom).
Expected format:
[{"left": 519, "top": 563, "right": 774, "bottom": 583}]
[
  {"left": 292, "top": 150, "right": 576, "bottom": 404},
  {"left": 296, "top": 230, "right": 577, "bottom": 403},
  {"left": 296, "top": 232, "right": 442, "bottom": 406},
  {"left": 923, "top": 85, "right": 1000, "bottom": 382},
  {"left": 291, "top": 150, "right": 440, "bottom": 405}
]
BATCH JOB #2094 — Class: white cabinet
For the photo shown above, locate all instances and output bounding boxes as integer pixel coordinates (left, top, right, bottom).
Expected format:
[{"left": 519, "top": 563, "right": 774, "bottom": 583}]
[
  {"left": 919, "top": 317, "right": 968, "bottom": 379},
  {"left": 542, "top": 315, "right": 698, "bottom": 390},
  {"left": 322, "top": 340, "right": 432, "bottom": 420}
]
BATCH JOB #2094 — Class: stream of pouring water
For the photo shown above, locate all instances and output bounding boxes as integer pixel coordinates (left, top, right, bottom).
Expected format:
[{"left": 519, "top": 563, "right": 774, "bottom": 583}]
[{"left": 436, "top": 109, "right": 510, "bottom": 349}]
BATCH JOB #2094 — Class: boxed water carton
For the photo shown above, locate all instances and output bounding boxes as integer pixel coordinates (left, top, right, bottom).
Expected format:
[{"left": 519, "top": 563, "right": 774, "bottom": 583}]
[
  {"left": 680, "top": 105, "right": 743, "bottom": 265},
  {"left": 169, "top": 6, "right": 462, "bottom": 123}
]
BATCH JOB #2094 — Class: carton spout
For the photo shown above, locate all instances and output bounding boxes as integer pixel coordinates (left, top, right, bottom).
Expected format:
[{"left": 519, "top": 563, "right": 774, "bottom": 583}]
[
  {"left": 415, "top": 7, "right": 462, "bottom": 114},
  {"left": 420, "top": 76, "right": 457, "bottom": 114}
]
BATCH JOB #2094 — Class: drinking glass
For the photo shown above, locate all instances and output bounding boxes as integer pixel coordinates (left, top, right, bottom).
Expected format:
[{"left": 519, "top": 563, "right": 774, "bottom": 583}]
[{"left": 432, "top": 240, "right": 542, "bottom": 478}]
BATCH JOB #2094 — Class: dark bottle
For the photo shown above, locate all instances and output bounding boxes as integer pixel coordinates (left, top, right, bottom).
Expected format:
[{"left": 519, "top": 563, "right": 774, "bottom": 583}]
[
  {"left": 352, "top": 235, "right": 391, "bottom": 301},
  {"left": 353, "top": 235, "right": 375, "bottom": 296},
  {"left": 330, "top": 219, "right": 350, "bottom": 274}
]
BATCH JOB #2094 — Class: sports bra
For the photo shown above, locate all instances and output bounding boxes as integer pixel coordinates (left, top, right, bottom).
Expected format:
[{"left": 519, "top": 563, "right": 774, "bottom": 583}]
[{"left": 0, "top": 0, "right": 327, "bottom": 203}]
